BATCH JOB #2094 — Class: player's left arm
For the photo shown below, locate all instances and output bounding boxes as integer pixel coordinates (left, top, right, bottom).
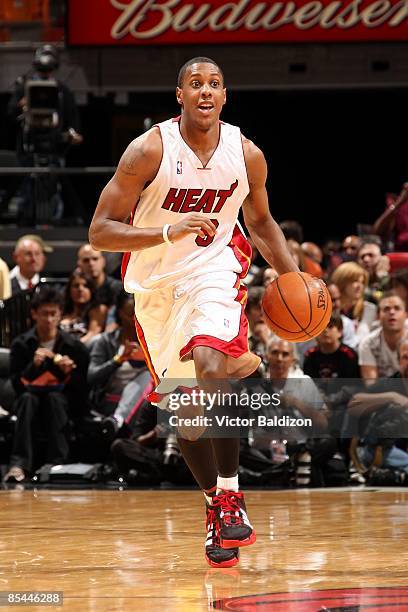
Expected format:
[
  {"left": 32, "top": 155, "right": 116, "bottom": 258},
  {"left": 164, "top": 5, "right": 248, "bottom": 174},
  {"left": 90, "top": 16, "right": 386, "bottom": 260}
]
[{"left": 242, "top": 137, "right": 299, "bottom": 275}]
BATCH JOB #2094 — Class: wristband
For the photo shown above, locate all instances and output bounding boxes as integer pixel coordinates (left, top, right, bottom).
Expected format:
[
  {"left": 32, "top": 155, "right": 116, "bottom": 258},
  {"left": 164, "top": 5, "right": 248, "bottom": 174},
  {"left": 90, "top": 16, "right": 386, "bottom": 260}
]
[{"left": 162, "top": 224, "right": 173, "bottom": 245}]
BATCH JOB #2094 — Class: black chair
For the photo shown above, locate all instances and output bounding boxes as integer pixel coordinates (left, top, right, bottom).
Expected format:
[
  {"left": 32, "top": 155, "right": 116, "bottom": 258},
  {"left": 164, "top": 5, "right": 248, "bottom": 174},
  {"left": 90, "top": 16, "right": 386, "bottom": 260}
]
[{"left": 0, "top": 348, "right": 15, "bottom": 411}]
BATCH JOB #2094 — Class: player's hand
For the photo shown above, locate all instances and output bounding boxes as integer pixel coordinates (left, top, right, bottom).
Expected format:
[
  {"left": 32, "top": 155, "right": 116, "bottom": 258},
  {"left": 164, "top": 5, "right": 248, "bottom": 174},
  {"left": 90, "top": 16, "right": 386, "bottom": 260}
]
[
  {"left": 168, "top": 214, "right": 217, "bottom": 242},
  {"left": 33, "top": 348, "right": 54, "bottom": 367}
]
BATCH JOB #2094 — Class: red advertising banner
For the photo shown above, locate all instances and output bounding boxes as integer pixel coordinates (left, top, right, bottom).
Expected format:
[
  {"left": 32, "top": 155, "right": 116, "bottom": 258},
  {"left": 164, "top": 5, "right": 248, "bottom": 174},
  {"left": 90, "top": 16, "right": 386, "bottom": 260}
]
[{"left": 67, "top": 0, "right": 408, "bottom": 45}]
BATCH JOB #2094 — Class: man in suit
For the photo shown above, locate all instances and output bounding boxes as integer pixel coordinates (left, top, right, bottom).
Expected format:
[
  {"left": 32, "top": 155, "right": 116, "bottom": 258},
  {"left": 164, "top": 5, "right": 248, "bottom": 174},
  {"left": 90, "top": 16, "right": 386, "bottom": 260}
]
[{"left": 10, "top": 235, "right": 50, "bottom": 295}]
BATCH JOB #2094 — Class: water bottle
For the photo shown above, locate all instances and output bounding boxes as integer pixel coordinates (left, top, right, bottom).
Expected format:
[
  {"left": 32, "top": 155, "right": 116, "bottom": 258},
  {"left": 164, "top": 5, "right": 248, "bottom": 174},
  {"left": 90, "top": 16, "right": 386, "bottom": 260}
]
[{"left": 270, "top": 440, "right": 289, "bottom": 464}]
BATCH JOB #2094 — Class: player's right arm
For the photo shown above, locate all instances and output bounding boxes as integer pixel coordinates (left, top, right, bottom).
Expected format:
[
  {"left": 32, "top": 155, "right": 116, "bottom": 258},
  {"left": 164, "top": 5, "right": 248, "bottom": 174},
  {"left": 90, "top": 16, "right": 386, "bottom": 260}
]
[{"left": 89, "top": 129, "right": 216, "bottom": 252}]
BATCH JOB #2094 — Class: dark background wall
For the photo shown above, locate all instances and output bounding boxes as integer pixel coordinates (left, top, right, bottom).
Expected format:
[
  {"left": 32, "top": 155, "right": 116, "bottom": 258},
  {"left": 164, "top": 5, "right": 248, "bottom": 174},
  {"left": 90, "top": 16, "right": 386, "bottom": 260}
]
[{"left": 1, "top": 85, "right": 407, "bottom": 243}]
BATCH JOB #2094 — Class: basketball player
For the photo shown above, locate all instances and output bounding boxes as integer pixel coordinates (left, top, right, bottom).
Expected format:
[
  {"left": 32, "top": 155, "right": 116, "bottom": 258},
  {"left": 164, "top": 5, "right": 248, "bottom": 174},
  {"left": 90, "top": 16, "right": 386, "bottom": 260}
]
[{"left": 89, "top": 57, "right": 299, "bottom": 567}]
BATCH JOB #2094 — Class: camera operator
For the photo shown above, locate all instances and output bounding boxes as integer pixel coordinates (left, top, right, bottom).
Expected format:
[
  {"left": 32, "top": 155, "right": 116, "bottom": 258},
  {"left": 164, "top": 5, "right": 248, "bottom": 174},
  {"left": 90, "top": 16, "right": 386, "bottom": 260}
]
[{"left": 7, "top": 45, "right": 83, "bottom": 224}]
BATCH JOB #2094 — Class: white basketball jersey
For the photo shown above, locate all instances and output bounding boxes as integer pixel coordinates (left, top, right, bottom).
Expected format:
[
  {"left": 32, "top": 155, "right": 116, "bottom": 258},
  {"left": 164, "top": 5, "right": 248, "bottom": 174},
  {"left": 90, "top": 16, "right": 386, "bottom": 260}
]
[{"left": 123, "top": 117, "right": 250, "bottom": 293}]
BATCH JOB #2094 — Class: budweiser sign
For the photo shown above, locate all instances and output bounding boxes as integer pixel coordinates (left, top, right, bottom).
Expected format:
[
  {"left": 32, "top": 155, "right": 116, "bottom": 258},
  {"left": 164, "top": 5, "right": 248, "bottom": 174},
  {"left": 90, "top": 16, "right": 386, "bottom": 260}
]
[{"left": 67, "top": 0, "right": 408, "bottom": 44}]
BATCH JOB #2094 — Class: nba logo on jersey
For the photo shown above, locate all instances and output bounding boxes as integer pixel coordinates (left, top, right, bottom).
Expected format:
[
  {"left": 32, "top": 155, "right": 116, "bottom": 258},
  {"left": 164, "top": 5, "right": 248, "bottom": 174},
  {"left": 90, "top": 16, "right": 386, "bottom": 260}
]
[
  {"left": 177, "top": 161, "right": 182, "bottom": 174},
  {"left": 224, "top": 318, "right": 230, "bottom": 328}
]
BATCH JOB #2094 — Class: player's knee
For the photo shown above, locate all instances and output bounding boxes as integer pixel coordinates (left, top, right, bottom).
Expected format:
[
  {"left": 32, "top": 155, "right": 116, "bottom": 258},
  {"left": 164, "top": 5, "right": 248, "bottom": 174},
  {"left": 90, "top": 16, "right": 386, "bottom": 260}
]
[
  {"left": 195, "top": 362, "right": 222, "bottom": 380},
  {"left": 193, "top": 347, "right": 227, "bottom": 380}
]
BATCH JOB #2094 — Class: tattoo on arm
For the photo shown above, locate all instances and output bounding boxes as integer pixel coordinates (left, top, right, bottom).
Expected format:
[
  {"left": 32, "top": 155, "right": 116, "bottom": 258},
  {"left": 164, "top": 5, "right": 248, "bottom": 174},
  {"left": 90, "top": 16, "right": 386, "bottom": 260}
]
[{"left": 120, "top": 142, "right": 143, "bottom": 176}]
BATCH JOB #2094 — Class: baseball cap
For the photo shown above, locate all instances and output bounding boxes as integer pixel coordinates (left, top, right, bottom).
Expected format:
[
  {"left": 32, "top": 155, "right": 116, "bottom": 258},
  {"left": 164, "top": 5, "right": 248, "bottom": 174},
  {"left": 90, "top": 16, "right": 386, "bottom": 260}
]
[{"left": 19, "top": 234, "right": 53, "bottom": 253}]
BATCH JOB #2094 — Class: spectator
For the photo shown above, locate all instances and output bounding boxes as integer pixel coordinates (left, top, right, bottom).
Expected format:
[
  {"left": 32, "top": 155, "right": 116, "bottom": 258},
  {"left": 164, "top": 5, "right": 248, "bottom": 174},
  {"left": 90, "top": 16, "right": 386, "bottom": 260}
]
[
  {"left": 246, "top": 287, "right": 267, "bottom": 344},
  {"left": 265, "top": 338, "right": 328, "bottom": 435},
  {"left": 348, "top": 338, "right": 408, "bottom": 474},
  {"left": 88, "top": 291, "right": 151, "bottom": 434},
  {"left": 246, "top": 286, "right": 265, "bottom": 333},
  {"left": 110, "top": 400, "right": 164, "bottom": 482},
  {"left": 246, "top": 286, "right": 267, "bottom": 375},
  {"left": 77, "top": 244, "right": 122, "bottom": 308},
  {"left": 287, "top": 239, "right": 322, "bottom": 277},
  {"left": 341, "top": 235, "right": 361, "bottom": 262},
  {"left": 301, "top": 242, "right": 323, "bottom": 265},
  {"left": 0, "top": 257, "right": 11, "bottom": 300},
  {"left": 372, "top": 183, "right": 408, "bottom": 252},
  {"left": 250, "top": 320, "right": 274, "bottom": 363},
  {"left": 262, "top": 266, "right": 278, "bottom": 287},
  {"left": 327, "top": 283, "right": 358, "bottom": 349},
  {"left": 296, "top": 279, "right": 359, "bottom": 372},
  {"left": 3, "top": 287, "right": 89, "bottom": 482},
  {"left": 331, "top": 262, "right": 377, "bottom": 345},
  {"left": 390, "top": 270, "right": 408, "bottom": 310},
  {"left": 322, "top": 239, "right": 343, "bottom": 277},
  {"left": 60, "top": 270, "right": 107, "bottom": 345},
  {"left": 358, "top": 291, "right": 407, "bottom": 384},
  {"left": 10, "top": 236, "right": 48, "bottom": 294},
  {"left": 251, "top": 338, "right": 339, "bottom": 486},
  {"left": 357, "top": 240, "right": 390, "bottom": 301},
  {"left": 304, "top": 315, "right": 360, "bottom": 382},
  {"left": 287, "top": 239, "right": 305, "bottom": 270},
  {"left": 280, "top": 220, "right": 304, "bottom": 244},
  {"left": 246, "top": 237, "right": 265, "bottom": 286}
]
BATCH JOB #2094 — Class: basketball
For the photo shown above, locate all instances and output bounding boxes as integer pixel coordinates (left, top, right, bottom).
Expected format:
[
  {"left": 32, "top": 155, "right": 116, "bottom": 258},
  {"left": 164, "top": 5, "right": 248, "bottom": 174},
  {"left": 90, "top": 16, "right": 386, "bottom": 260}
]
[{"left": 262, "top": 272, "right": 332, "bottom": 341}]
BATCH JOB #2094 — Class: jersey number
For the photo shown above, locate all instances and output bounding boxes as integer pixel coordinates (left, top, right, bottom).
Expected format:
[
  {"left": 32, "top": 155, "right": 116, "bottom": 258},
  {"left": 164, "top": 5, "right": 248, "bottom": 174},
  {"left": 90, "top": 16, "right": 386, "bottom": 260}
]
[{"left": 195, "top": 219, "right": 219, "bottom": 247}]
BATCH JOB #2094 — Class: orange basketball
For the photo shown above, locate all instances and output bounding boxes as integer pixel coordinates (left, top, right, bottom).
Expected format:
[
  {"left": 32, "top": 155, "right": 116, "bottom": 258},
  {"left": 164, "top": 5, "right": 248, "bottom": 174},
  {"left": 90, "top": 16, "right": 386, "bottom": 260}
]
[{"left": 262, "top": 272, "right": 332, "bottom": 342}]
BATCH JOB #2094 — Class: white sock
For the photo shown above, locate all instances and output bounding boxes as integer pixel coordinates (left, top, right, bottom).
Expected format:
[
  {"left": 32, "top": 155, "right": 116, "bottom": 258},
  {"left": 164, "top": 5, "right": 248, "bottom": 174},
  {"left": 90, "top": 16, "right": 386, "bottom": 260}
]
[{"left": 217, "top": 475, "right": 239, "bottom": 494}]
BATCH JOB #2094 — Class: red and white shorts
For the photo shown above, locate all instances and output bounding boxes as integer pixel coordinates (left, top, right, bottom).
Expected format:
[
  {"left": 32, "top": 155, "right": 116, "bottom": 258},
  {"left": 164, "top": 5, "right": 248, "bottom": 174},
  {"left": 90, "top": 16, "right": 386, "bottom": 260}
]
[{"left": 133, "top": 270, "right": 261, "bottom": 405}]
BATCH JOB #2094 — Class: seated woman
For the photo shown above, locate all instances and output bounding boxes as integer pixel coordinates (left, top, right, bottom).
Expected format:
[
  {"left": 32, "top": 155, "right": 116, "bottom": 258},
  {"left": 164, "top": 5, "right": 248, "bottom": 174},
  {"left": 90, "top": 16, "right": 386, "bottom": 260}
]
[
  {"left": 88, "top": 290, "right": 152, "bottom": 434},
  {"left": 331, "top": 262, "right": 378, "bottom": 346},
  {"left": 60, "top": 270, "right": 107, "bottom": 345}
]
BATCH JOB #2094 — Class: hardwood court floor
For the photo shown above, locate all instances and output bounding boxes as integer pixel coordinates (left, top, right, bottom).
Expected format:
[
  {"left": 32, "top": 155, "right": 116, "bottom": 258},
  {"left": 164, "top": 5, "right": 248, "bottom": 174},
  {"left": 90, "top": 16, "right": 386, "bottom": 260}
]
[{"left": 0, "top": 488, "right": 408, "bottom": 611}]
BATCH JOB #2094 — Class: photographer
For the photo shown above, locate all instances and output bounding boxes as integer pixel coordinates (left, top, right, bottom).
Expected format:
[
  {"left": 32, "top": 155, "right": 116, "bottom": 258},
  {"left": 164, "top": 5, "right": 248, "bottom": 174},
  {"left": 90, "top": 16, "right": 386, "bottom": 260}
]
[{"left": 7, "top": 45, "right": 83, "bottom": 224}]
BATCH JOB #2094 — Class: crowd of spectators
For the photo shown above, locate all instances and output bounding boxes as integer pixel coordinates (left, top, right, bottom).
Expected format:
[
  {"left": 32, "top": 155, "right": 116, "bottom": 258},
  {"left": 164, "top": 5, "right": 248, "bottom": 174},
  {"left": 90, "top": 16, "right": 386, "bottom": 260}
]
[
  {"left": 0, "top": 217, "right": 407, "bottom": 488},
  {"left": 244, "top": 219, "right": 408, "bottom": 486}
]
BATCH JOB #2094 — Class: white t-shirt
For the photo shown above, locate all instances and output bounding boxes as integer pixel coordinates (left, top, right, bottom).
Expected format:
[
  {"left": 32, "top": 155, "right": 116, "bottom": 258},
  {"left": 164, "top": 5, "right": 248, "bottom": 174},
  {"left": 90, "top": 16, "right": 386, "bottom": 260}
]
[
  {"left": 264, "top": 371, "right": 327, "bottom": 442},
  {"left": 352, "top": 301, "right": 378, "bottom": 347},
  {"left": 358, "top": 327, "right": 401, "bottom": 377},
  {"left": 341, "top": 314, "right": 358, "bottom": 349}
]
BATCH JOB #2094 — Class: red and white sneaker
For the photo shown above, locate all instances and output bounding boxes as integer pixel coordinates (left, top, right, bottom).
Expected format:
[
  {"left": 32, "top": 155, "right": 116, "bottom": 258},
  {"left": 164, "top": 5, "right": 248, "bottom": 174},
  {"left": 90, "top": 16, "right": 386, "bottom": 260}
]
[
  {"left": 205, "top": 503, "right": 239, "bottom": 568},
  {"left": 212, "top": 490, "right": 256, "bottom": 549}
]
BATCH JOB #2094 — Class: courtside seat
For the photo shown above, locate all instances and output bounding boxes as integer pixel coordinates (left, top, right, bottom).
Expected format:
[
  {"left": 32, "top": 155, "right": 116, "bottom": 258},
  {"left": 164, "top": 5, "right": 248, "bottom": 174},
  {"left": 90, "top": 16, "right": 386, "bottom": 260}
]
[{"left": 387, "top": 252, "right": 408, "bottom": 272}]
